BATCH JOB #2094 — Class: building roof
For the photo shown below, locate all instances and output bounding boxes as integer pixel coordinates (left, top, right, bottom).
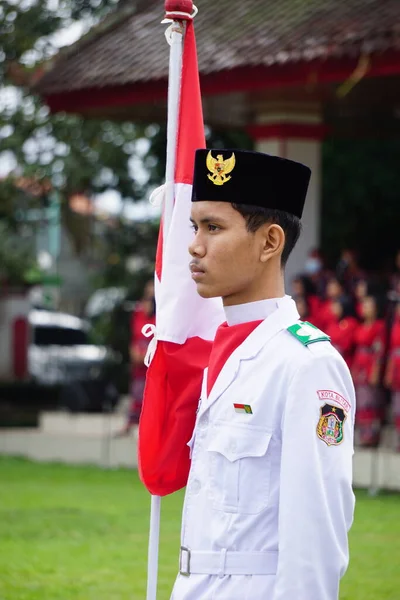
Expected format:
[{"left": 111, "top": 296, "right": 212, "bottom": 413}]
[{"left": 36, "top": 0, "right": 400, "bottom": 96}]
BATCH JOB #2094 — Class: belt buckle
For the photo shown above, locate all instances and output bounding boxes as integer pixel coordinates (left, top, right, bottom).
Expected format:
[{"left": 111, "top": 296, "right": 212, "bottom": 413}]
[{"left": 179, "top": 546, "right": 191, "bottom": 576}]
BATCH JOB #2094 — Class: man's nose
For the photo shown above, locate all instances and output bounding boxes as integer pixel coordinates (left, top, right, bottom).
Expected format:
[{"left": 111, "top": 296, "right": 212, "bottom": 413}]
[{"left": 189, "top": 233, "right": 206, "bottom": 258}]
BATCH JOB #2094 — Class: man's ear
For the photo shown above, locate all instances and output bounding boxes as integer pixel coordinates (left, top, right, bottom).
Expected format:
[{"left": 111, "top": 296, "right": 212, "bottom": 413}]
[{"left": 259, "top": 223, "right": 285, "bottom": 263}]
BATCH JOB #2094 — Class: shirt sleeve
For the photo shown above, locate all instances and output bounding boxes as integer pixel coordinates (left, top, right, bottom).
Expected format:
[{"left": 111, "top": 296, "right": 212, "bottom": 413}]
[{"left": 272, "top": 350, "right": 356, "bottom": 600}]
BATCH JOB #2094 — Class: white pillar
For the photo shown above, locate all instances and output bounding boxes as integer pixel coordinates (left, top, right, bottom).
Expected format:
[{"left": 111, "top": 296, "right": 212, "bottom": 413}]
[{"left": 248, "top": 104, "right": 327, "bottom": 288}]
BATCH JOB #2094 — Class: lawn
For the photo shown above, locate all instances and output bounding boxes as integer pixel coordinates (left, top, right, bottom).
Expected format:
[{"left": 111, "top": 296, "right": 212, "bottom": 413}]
[{"left": 0, "top": 458, "right": 399, "bottom": 600}]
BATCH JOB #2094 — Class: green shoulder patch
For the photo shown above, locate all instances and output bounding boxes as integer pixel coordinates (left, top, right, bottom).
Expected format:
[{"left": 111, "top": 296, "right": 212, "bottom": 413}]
[{"left": 287, "top": 321, "right": 330, "bottom": 346}]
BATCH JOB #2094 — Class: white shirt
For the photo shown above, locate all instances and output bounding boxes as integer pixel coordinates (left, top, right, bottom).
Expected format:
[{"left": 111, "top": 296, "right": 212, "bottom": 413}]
[{"left": 171, "top": 296, "right": 355, "bottom": 600}]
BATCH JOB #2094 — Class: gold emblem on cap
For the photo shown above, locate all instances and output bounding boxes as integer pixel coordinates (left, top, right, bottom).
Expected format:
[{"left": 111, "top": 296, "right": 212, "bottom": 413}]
[{"left": 206, "top": 151, "right": 236, "bottom": 186}]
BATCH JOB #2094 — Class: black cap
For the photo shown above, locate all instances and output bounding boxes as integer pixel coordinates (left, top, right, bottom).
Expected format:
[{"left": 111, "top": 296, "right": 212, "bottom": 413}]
[{"left": 191, "top": 149, "right": 311, "bottom": 219}]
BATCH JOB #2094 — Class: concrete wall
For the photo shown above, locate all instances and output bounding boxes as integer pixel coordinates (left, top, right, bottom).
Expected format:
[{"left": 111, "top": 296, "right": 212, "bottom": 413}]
[
  {"left": 1, "top": 413, "right": 400, "bottom": 491},
  {"left": 253, "top": 103, "right": 323, "bottom": 290}
]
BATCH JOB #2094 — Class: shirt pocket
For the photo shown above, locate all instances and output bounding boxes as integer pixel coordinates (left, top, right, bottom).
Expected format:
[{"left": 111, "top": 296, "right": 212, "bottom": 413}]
[{"left": 207, "top": 420, "right": 273, "bottom": 514}]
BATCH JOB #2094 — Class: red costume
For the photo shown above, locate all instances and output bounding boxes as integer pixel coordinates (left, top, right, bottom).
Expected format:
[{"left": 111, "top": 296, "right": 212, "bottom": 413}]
[
  {"left": 326, "top": 317, "right": 358, "bottom": 369},
  {"left": 128, "top": 305, "right": 156, "bottom": 424},
  {"left": 386, "top": 315, "right": 400, "bottom": 391},
  {"left": 351, "top": 319, "right": 385, "bottom": 446},
  {"left": 355, "top": 301, "right": 363, "bottom": 320},
  {"left": 385, "top": 314, "right": 400, "bottom": 445},
  {"left": 316, "top": 300, "right": 336, "bottom": 331},
  {"left": 307, "top": 295, "right": 322, "bottom": 327},
  {"left": 352, "top": 320, "right": 385, "bottom": 385}
]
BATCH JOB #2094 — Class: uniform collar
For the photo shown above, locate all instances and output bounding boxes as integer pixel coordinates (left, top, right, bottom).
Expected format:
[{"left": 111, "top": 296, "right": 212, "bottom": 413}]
[
  {"left": 224, "top": 297, "right": 285, "bottom": 326},
  {"left": 201, "top": 295, "right": 300, "bottom": 410}
]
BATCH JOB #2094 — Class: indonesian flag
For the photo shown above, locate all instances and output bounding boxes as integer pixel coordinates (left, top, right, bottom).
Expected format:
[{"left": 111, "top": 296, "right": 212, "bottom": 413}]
[{"left": 138, "top": 21, "right": 224, "bottom": 496}]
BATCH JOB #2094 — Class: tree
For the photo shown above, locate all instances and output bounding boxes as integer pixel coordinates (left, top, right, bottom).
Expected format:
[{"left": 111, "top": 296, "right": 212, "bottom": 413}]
[
  {"left": 0, "top": 0, "right": 150, "bottom": 263},
  {"left": 0, "top": 0, "right": 254, "bottom": 292},
  {"left": 322, "top": 138, "right": 400, "bottom": 272}
]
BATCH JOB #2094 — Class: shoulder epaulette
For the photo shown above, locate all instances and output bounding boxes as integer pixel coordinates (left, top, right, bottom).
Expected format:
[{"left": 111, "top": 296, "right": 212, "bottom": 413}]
[{"left": 287, "top": 321, "right": 331, "bottom": 346}]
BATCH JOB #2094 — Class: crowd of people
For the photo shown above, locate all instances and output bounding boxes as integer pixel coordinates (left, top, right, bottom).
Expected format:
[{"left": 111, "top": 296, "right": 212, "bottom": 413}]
[{"left": 292, "top": 248, "right": 400, "bottom": 450}]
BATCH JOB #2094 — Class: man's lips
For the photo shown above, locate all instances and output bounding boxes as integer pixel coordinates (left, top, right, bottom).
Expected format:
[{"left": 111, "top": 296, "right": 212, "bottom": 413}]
[{"left": 189, "top": 263, "right": 206, "bottom": 279}]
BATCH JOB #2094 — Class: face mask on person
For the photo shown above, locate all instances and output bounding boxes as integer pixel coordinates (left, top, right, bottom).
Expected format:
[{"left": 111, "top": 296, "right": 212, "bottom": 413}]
[{"left": 304, "top": 258, "right": 322, "bottom": 275}]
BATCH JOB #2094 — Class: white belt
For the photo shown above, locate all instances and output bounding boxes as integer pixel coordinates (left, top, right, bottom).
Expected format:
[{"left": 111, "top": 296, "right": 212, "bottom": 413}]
[{"left": 179, "top": 546, "right": 278, "bottom": 577}]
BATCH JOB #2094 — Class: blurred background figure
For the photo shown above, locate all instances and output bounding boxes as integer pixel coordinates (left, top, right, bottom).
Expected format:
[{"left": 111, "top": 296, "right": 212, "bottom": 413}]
[
  {"left": 318, "top": 276, "right": 348, "bottom": 331},
  {"left": 354, "top": 278, "right": 369, "bottom": 319},
  {"left": 336, "top": 249, "right": 366, "bottom": 296},
  {"left": 351, "top": 295, "right": 385, "bottom": 447},
  {"left": 303, "top": 247, "right": 331, "bottom": 298},
  {"left": 385, "top": 302, "right": 400, "bottom": 451},
  {"left": 291, "top": 274, "right": 320, "bottom": 324},
  {"left": 326, "top": 297, "right": 358, "bottom": 369},
  {"left": 294, "top": 295, "right": 311, "bottom": 322},
  {"left": 116, "top": 280, "right": 155, "bottom": 436}
]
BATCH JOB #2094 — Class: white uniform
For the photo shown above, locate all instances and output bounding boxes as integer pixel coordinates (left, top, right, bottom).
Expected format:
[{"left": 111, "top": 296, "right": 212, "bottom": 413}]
[{"left": 171, "top": 295, "right": 355, "bottom": 600}]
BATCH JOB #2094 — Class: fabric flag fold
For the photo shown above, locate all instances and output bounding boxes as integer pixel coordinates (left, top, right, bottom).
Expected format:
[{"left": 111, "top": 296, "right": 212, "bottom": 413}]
[{"left": 138, "top": 20, "right": 224, "bottom": 497}]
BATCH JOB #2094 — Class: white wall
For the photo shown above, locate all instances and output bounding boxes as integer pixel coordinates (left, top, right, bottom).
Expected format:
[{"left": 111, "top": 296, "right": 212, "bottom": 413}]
[
  {"left": 254, "top": 114, "right": 322, "bottom": 292},
  {"left": 284, "top": 139, "right": 321, "bottom": 287}
]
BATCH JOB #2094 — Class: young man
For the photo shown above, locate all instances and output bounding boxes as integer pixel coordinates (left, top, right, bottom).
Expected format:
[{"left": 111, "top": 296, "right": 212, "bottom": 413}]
[{"left": 171, "top": 149, "right": 355, "bottom": 600}]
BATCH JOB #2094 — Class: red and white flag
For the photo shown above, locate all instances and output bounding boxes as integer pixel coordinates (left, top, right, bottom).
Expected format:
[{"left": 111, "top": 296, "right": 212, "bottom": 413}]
[{"left": 138, "top": 20, "right": 223, "bottom": 496}]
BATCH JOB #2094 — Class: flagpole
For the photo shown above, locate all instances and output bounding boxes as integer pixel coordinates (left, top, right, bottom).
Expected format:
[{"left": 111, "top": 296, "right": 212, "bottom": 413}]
[
  {"left": 146, "top": 3, "right": 193, "bottom": 599},
  {"left": 162, "top": 20, "right": 184, "bottom": 245},
  {"left": 146, "top": 495, "right": 161, "bottom": 600}
]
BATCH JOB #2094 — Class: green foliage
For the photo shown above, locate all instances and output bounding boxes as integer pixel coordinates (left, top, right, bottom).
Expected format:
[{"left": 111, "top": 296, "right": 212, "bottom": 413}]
[
  {"left": 0, "top": 0, "right": 151, "bottom": 264},
  {"left": 322, "top": 138, "right": 400, "bottom": 270},
  {"left": 68, "top": 0, "right": 120, "bottom": 21},
  {"left": 1, "top": 1, "right": 61, "bottom": 71},
  {"left": 0, "top": 221, "right": 42, "bottom": 286},
  {"left": 1, "top": 0, "right": 120, "bottom": 70},
  {"left": 92, "top": 218, "right": 158, "bottom": 292},
  {"left": 87, "top": 217, "right": 158, "bottom": 388}
]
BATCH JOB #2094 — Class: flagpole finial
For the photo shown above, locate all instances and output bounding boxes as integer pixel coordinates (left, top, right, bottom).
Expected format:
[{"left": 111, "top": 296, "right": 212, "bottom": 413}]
[{"left": 164, "top": 0, "right": 196, "bottom": 20}]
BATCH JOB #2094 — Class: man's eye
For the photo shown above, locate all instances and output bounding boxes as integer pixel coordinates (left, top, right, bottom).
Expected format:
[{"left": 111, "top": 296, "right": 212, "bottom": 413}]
[
  {"left": 208, "top": 224, "right": 220, "bottom": 232},
  {"left": 190, "top": 224, "right": 198, "bottom": 232}
]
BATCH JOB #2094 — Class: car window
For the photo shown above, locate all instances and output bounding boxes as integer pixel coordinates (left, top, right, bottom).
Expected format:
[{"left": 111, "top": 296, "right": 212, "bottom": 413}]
[{"left": 33, "top": 326, "right": 88, "bottom": 346}]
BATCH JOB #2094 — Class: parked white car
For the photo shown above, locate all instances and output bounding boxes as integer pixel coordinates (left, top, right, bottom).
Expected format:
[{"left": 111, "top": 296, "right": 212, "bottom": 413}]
[{"left": 28, "top": 310, "right": 120, "bottom": 412}]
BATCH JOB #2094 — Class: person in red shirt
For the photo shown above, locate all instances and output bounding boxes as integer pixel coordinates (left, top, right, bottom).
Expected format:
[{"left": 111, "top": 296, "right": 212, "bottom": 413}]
[
  {"left": 384, "top": 302, "right": 400, "bottom": 451},
  {"left": 326, "top": 298, "right": 358, "bottom": 369},
  {"left": 318, "top": 277, "right": 347, "bottom": 331},
  {"left": 336, "top": 249, "right": 366, "bottom": 297},
  {"left": 117, "top": 280, "right": 155, "bottom": 435},
  {"left": 303, "top": 247, "right": 332, "bottom": 298},
  {"left": 354, "top": 279, "right": 368, "bottom": 320},
  {"left": 351, "top": 295, "right": 386, "bottom": 447}
]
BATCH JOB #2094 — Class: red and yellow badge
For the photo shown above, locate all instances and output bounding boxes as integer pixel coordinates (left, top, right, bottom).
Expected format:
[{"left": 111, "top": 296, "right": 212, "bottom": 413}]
[
  {"left": 233, "top": 403, "right": 252, "bottom": 414},
  {"left": 317, "top": 404, "right": 346, "bottom": 446}
]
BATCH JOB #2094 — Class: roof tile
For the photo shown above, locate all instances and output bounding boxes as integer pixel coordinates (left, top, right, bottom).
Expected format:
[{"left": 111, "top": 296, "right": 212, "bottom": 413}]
[{"left": 36, "top": 0, "right": 400, "bottom": 94}]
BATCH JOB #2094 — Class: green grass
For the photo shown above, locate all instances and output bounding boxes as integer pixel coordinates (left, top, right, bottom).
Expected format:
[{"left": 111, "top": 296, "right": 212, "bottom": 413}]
[{"left": 0, "top": 458, "right": 399, "bottom": 600}]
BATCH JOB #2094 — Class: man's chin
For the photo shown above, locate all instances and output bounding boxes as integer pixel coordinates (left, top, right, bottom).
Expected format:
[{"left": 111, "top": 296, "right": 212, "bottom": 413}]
[{"left": 195, "top": 283, "right": 220, "bottom": 299}]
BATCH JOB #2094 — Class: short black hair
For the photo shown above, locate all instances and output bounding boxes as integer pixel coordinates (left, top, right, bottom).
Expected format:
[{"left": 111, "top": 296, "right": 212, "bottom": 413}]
[{"left": 231, "top": 204, "right": 302, "bottom": 266}]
